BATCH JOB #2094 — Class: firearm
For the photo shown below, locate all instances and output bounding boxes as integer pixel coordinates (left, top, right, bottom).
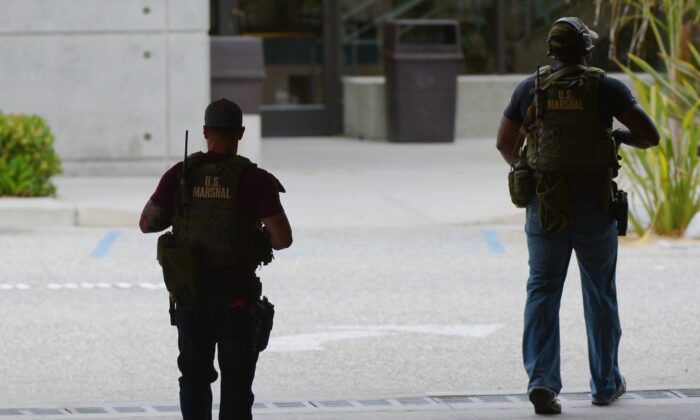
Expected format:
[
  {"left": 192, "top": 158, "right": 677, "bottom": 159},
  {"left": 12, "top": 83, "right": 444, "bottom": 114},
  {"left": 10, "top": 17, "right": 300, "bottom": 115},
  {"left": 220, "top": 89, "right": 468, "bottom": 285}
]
[
  {"left": 535, "top": 64, "right": 543, "bottom": 121},
  {"left": 169, "top": 129, "right": 190, "bottom": 326},
  {"left": 180, "top": 130, "right": 190, "bottom": 217}
]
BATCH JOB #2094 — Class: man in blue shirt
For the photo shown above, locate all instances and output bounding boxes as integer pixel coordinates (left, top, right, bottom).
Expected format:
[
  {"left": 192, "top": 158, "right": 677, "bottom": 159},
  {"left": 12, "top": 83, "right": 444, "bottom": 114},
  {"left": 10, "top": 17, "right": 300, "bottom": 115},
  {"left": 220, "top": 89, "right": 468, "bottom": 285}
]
[{"left": 496, "top": 17, "right": 659, "bottom": 415}]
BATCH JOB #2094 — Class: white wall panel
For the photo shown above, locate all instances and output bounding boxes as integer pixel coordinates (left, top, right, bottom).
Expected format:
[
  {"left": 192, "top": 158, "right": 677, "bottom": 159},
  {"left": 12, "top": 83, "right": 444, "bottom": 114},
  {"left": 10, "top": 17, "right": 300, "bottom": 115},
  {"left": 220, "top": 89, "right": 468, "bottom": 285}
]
[
  {"left": 168, "top": 0, "right": 209, "bottom": 31},
  {"left": 0, "top": 0, "right": 209, "bottom": 172},
  {"left": 0, "top": 0, "right": 166, "bottom": 33},
  {"left": 0, "top": 34, "right": 168, "bottom": 159},
  {"left": 166, "top": 33, "right": 210, "bottom": 158}
]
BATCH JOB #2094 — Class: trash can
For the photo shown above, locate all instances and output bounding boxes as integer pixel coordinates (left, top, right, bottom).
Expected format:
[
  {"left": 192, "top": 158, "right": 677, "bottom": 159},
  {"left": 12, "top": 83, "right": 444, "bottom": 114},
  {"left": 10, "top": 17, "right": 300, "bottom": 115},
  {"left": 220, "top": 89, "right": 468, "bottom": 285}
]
[
  {"left": 210, "top": 36, "right": 266, "bottom": 113},
  {"left": 384, "top": 20, "right": 463, "bottom": 143}
]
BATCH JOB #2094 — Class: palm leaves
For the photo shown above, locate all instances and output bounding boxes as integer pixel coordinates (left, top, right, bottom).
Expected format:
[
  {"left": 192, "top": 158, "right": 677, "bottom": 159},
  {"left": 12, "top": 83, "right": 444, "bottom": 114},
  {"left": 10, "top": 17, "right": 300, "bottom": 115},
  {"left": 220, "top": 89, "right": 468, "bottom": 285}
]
[{"left": 597, "top": 0, "right": 700, "bottom": 237}]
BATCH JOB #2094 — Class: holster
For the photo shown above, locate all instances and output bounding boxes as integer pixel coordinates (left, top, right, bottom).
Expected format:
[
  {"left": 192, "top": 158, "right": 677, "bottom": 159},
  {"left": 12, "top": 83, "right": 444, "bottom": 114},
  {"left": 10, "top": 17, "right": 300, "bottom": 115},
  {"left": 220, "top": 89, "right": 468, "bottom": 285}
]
[
  {"left": 610, "top": 184, "right": 628, "bottom": 236},
  {"left": 508, "top": 161, "right": 534, "bottom": 208},
  {"left": 157, "top": 231, "right": 201, "bottom": 300},
  {"left": 250, "top": 296, "right": 274, "bottom": 352}
]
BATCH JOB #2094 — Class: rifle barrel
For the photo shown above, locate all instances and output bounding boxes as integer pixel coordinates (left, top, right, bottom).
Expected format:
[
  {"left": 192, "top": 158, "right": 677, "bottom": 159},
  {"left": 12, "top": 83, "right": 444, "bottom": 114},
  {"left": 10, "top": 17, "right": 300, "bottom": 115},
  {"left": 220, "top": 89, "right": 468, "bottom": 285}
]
[
  {"left": 180, "top": 130, "right": 190, "bottom": 213},
  {"left": 184, "top": 130, "right": 188, "bottom": 163},
  {"left": 535, "top": 65, "right": 542, "bottom": 120}
]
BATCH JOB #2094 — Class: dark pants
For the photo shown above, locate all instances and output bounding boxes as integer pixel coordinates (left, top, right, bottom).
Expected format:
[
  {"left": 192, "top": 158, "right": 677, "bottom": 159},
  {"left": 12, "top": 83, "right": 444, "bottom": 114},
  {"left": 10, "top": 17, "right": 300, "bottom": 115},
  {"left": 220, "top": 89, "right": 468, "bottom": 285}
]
[
  {"left": 176, "top": 298, "right": 259, "bottom": 420},
  {"left": 523, "top": 194, "right": 623, "bottom": 401}
]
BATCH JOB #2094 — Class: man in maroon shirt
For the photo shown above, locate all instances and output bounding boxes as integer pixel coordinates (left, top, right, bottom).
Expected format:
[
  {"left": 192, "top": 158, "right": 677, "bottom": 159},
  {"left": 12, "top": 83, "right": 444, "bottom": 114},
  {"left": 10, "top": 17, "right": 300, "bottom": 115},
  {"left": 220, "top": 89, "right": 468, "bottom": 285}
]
[{"left": 140, "top": 99, "right": 292, "bottom": 420}]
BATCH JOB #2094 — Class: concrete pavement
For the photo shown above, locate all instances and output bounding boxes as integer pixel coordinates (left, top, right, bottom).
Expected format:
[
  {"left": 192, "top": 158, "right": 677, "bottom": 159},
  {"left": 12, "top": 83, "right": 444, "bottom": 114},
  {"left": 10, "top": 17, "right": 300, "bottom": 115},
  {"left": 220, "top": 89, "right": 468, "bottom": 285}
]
[
  {"left": 2, "top": 137, "right": 700, "bottom": 418},
  {"left": 0, "top": 137, "right": 521, "bottom": 229},
  {"left": 2, "top": 224, "right": 699, "bottom": 406}
]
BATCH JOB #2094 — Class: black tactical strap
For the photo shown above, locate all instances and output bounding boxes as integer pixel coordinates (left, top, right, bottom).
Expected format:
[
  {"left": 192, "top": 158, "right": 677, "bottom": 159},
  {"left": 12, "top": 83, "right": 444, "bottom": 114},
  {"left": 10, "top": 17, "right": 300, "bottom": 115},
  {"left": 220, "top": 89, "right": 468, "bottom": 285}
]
[{"left": 541, "top": 64, "right": 586, "bottom": 87}]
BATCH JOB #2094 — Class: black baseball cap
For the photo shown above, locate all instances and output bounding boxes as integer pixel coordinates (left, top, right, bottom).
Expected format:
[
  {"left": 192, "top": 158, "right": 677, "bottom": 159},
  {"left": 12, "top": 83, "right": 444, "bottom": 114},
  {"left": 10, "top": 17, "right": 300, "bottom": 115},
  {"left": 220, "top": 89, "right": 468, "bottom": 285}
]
[{"left": 204, "top": 98, "right": 243, "bottom": 128}]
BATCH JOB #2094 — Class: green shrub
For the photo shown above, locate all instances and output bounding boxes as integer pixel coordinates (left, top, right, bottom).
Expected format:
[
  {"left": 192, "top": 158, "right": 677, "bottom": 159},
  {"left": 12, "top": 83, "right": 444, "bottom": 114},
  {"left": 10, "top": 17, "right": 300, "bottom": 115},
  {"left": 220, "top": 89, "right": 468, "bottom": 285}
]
[{"left": 0, "top": 113, "right": 62, "bottom": 197}]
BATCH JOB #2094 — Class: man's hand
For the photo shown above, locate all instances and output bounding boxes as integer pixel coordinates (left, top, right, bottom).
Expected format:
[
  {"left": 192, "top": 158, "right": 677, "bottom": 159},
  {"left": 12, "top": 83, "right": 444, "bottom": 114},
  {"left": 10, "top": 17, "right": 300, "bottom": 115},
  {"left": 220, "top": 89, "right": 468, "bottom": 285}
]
[
  {"left": 496, "top": 116, "right": 523, "bottom": 165},
  {"left": 261, "top": 212, "right": 292, "bottom": 250},
  {"left": 139, "top": 200, "right": 172, "bottom": 233}
]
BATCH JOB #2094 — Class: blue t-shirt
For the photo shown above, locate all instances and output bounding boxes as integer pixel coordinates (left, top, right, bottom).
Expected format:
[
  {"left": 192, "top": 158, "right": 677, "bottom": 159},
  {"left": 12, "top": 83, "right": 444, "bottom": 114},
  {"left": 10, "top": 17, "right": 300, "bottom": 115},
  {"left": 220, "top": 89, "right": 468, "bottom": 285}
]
[{"left": 503, "top": 71, "right": 638, "bottom": 128}]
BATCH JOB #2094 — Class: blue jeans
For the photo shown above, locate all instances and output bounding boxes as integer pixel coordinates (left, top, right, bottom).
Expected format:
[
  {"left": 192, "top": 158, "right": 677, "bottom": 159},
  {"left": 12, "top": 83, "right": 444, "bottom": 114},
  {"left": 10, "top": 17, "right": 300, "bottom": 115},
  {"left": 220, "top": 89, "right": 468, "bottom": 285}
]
[
  {"left": 523, "top": 194, "right": 623, "bottom": 401},
  {"left": 176, "top": 298, "right": 259, "bottom": 420}
]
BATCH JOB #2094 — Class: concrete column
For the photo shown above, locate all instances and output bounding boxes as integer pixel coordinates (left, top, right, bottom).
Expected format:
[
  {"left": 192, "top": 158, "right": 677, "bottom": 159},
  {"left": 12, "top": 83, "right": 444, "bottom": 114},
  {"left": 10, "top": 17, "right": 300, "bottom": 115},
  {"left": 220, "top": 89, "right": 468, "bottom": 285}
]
[
  {"left": 323, "top": 0, "right": 343, "bottom": 134},
  {"left": 240, "top": 115, "right": 261, "bottom": 163},
  {"left": 210, "top": 36, "right": 265, "bottom": 164},
  {"left": 214, "top": 0, "right": 241, "bottom": 35}
]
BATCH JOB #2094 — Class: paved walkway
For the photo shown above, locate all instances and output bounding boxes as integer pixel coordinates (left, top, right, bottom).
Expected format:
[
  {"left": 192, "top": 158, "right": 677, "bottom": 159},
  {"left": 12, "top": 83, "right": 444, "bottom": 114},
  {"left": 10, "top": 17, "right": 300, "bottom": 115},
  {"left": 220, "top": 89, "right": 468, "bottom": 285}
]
[
  {"left": 0, "top": 137, "right": 521, "bottom": 230},
  {"left": 2, "top": 137, "right": 700, "bottom": 418}
]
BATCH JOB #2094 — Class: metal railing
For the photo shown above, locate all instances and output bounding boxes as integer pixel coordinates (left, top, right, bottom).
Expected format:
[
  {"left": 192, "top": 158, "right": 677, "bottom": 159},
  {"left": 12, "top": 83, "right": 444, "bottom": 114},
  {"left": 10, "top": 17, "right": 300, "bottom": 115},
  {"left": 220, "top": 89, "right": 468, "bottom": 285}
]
[{"left": 340, "top": 0, "right": 570, "bottom": 72}]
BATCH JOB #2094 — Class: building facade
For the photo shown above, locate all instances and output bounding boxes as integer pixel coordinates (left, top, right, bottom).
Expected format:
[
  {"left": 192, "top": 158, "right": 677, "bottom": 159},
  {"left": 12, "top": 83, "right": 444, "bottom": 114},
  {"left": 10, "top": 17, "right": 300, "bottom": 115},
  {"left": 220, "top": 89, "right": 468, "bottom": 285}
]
[
  {"left": 0, "top": 0, "right": 612, "bottom": 175},
  {"left": 0, "top": 0, "right": 212, "bottom": 175}
]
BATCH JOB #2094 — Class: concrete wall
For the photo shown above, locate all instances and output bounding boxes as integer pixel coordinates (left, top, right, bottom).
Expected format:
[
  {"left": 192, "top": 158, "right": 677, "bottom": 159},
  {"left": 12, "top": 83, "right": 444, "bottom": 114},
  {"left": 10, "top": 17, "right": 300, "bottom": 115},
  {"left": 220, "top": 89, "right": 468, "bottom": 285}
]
[
  {"left": 0, "top": 0, "right": 210, "bottom": 175},
  {"left": 344, "top": 73, "right": 639, "bottom": 141}
]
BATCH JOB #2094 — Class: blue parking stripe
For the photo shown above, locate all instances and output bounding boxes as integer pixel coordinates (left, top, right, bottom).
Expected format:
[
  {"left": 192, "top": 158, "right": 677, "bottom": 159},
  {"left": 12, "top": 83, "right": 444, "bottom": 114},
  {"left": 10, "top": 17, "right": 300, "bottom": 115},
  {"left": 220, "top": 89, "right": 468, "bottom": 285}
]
[
  {"left": 90, "top": 230, "right": 121, "bottom": 258},
  {"left": 480, "top": 229, "right": 505, "bottom": 254}
]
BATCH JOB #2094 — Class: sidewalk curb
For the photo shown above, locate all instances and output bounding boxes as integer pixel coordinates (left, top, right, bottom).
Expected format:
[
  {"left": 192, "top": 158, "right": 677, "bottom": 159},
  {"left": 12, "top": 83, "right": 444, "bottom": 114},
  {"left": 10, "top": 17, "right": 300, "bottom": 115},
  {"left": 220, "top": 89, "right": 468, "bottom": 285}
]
[
  {"left": 0, "top": 198, "right": 76, "bottom": 228},
  {"left": 1, "top": 389, "right": 699, "bottom": 419},
  {"left": 0, "top": 199, "right": 141, "bottom": 228},
  {"left": 76, "top": 208, "right": 140, "bottom": 227}
]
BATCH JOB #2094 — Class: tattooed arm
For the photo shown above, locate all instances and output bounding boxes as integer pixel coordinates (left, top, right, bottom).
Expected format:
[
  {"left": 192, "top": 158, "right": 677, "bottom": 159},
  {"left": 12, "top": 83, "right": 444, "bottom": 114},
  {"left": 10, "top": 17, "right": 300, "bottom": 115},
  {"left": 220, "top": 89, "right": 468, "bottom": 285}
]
[{"left": 139, "top": 200, "right": 173, "bottom": 233}]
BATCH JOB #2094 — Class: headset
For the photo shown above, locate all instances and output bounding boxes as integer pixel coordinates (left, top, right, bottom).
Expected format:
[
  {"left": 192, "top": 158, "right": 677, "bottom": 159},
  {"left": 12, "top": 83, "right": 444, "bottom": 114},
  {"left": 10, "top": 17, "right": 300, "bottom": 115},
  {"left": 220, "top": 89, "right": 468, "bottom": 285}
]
[{"left": 547, "top": 17, "right": 594, "bottom": 57}]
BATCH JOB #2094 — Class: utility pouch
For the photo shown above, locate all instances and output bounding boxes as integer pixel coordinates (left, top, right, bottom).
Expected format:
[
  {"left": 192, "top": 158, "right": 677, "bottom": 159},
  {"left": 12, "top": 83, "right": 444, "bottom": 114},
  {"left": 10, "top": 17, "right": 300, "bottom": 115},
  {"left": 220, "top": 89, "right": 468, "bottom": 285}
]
[
  {"left": 508, "top": 162, "right": 534, "bottom": 208},
  {"left": 251, "top": 296, "right": 274, "bottom": 352},
  {"left": 610, "top": 189, "right": 628, "bottom": 236},
  {"left": 536, "top": 175, "right": 573, "bottom": 235},
  {"left": 157, "top": 231, "right": 201, "bottom": 300}
]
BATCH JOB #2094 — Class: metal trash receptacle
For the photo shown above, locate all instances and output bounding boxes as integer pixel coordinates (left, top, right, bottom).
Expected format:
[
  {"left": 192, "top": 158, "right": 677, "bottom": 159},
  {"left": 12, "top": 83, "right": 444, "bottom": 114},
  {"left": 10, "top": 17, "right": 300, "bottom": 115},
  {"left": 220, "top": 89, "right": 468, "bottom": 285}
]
[
  {"left": 210, "top": 36, "right": 266, "bottom": 113},
  {"left": 384, "top": 20, "right": 463, "bottom": 143}
]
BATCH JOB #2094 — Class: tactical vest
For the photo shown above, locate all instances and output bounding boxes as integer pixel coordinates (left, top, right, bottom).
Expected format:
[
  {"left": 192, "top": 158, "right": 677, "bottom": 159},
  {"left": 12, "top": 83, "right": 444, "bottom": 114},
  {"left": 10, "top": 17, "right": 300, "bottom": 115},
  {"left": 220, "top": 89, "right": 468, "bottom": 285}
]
[
  {"left": 526, "top": 66, "right": 617, "bottom": 172},
  {"left": 172, "top": 152, "right": 259, "bottom": 269}
]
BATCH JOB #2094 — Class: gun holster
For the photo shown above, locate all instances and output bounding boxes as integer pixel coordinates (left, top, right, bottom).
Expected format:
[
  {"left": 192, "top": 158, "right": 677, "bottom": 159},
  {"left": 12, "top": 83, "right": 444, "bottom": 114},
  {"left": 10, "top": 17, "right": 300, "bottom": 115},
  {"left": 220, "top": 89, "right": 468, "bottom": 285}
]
[
  {"left": 610, "top": 188, "right": 629, "bottom": 236},
  {"left": 250, "top": 296, "right": 274, "bottom": 352}
]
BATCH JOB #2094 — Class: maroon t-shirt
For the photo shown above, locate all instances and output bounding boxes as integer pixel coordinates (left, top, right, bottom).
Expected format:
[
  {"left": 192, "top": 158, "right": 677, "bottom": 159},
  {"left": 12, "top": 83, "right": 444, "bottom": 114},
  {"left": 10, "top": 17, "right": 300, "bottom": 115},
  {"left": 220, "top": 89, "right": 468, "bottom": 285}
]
[
  {"left": 149, "top": 152, "right": 286, "bottom": 298},
  {"left": 150, "top": 152, "right": 285, "bottom": 220}
]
